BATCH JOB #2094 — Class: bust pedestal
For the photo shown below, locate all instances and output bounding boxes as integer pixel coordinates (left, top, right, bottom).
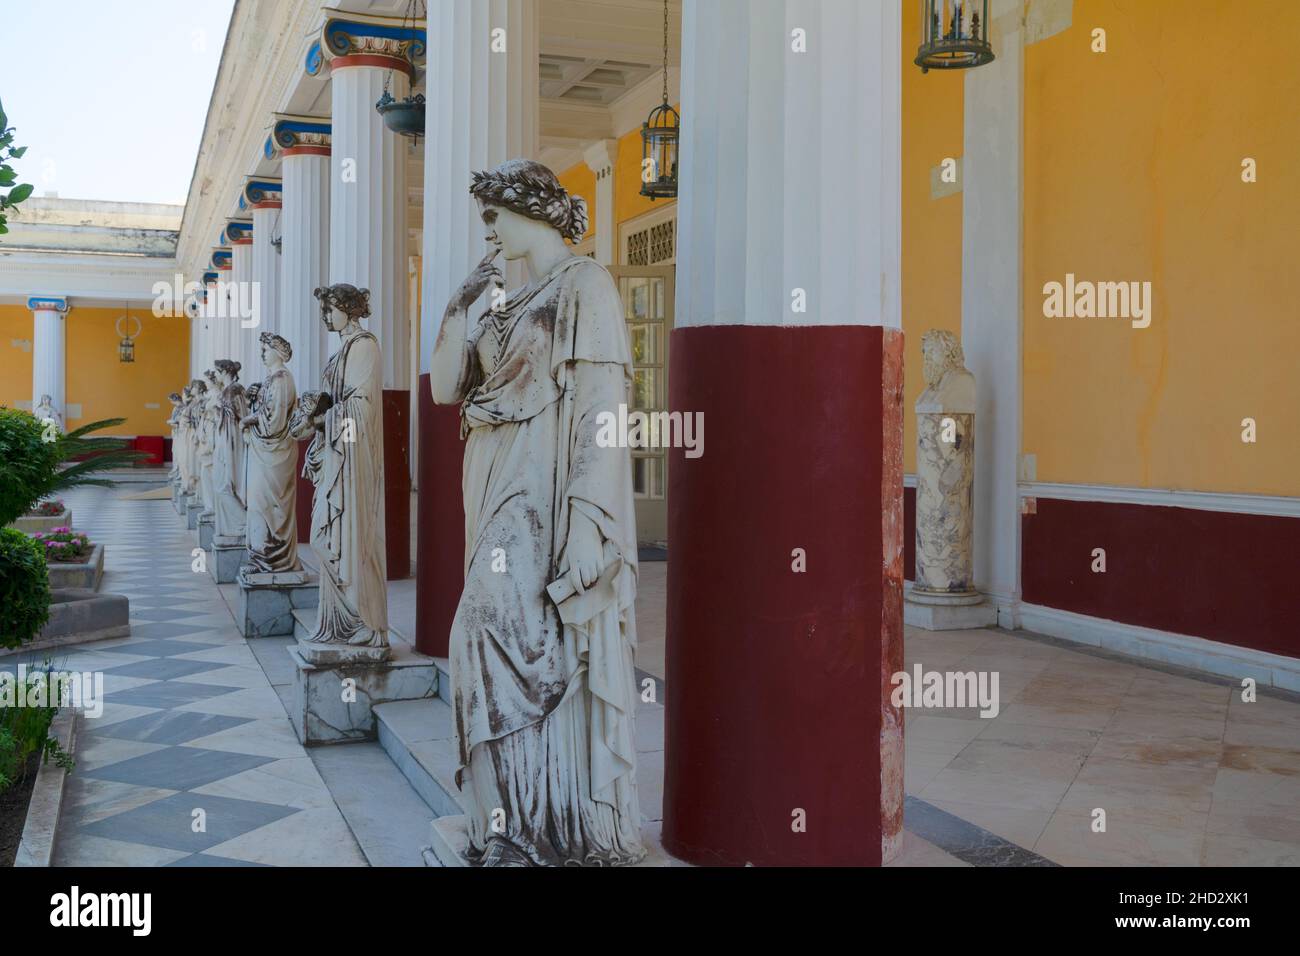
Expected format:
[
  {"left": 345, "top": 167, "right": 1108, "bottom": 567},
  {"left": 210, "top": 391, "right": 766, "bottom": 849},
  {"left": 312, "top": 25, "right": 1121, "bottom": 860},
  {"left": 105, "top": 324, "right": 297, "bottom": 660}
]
[
  {"left": 185, "top": 499, "right": 203, "bottom": 530},
  {"left": 235, "top": 567, "right": 319, "bottom": 638}
]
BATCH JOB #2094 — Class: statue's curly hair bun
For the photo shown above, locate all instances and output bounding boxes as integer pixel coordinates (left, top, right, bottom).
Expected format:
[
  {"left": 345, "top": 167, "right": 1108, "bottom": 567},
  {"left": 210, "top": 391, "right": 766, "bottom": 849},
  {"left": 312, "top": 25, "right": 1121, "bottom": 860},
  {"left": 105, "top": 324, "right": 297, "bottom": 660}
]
[{"left": 470, "top": 159, "right": 589, "bottom": 244}]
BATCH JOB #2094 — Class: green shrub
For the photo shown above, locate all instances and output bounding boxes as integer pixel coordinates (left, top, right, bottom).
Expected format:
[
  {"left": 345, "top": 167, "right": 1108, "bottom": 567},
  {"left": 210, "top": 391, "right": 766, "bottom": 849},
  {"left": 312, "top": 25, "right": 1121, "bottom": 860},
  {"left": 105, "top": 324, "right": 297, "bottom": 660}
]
[
  {"left": 0, "top": 527, "right": 49, "bottom": 649},
  {"left": 0, "top": 407, "right": 60, "bottom": 526},
  {"left": 0, "top": 665, "right": 74, "bottom": 795}
]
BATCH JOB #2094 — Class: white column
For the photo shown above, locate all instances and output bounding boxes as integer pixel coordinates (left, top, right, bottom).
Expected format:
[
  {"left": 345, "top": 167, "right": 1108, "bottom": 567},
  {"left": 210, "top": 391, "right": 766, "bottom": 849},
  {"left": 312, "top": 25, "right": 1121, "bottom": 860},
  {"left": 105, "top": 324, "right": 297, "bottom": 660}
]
[
  {"left": 29, "top": 297, "right": 68, "bottom": 417},
  {"left": 422, "top": 0, "right": 539, "bottom": 359},
  {"left": 582, "top": 139, "right": 618, "bottom": 266},
  {"left": 962, "top": 0, "right": 1023, "bottom": 625},
  {"left": 229, "top": 241, "right": 253, "bottom": 368},
  {"left": 676, "top": 0, "right": 900, "bottom": 332},
  {"left": 329, "top": 65, "right": 409, "bottom": 389},
  {"left": 281, "top": 151, "right": 331, "bottom": 388},
  {"left": 251, "top": 206, "right": 281, "bottom": 336}
]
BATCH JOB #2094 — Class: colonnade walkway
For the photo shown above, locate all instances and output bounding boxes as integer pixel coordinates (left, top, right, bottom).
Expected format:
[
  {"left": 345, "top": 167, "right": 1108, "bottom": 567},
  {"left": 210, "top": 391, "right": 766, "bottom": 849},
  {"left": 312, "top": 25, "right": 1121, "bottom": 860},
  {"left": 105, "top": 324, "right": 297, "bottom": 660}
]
[{"left": 6, "top": 480, "right": 1299, "bottom": 866}]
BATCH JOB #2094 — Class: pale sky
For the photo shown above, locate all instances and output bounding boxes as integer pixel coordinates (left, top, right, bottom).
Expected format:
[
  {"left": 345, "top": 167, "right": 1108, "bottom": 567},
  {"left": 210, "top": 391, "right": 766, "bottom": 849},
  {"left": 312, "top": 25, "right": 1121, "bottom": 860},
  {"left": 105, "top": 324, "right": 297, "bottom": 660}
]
[{"left": 0, "top": 0, "right": 235, "bottom": 207}]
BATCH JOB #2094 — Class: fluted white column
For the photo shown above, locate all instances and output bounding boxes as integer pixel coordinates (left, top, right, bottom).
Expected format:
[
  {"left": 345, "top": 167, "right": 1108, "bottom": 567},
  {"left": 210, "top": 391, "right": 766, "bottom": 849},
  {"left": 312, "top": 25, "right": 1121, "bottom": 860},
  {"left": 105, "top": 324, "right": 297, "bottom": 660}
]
[
  {"left": 229, "top": 240, "right": 253, "bottom": 370},
  {"left": 29, "top": 296, "right": 68, "bottom": 417},
  {"left": 422, "top": 0, "right": 539, "bottom": 355},
  {"left": 251, "top": 207, "right": 281, "bottom": 336},
  {"left": 329, "top": 65, "right": 409, "bottom": 389},
  {"left": 281, "top": 150, "right": 331, "bottom": 388},
  {"left": 415, "top": 0, "right": 539, "bottom": 654}
]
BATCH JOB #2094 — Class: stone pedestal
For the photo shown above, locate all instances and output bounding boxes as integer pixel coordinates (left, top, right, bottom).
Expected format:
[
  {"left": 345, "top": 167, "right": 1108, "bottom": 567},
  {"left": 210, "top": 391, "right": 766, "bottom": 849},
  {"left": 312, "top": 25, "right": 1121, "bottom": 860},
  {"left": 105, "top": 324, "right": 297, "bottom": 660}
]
[
  {"left": 235, "top": 569, "right": 319, "bottom": 638},
  {"left": 906, "top": 331, "right": 993, "bottom": 631},
  {"left": 186, "top": 500, "right": 203, "bottom": 529},
  {"left": 287, "top": 635, "right": 436, "bottom": 746},
  {"left": 207, "top": 538, "right": 246, "bottom": 584},
  {"left": 197, "top": 512, "right": 215, "bottom": 549}
]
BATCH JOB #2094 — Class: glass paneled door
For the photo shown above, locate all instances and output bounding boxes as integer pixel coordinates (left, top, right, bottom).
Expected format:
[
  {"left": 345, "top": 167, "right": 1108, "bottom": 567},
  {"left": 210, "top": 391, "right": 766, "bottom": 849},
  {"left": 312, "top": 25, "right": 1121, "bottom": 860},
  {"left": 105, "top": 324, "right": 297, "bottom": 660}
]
[{"left": 609, "top": 265, "right": 675, "bottom": 546}]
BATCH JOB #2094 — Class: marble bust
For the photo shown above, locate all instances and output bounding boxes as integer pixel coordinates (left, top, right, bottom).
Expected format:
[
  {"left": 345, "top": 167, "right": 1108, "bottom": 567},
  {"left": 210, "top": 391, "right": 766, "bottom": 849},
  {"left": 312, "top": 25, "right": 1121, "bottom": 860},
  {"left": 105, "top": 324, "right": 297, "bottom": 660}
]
[
  {"left": 911, "top": 330, "right": 980, "bottom": 603},
  {"left": 430, "top": 158, "right": 644, "bottom": 867},
  {"left": 289, "top": 283, "right": 388, "bottom": 661},
  {"left": 211, "top": 359, "right": 249, "bottom": 545},
  {"left": 33, "top": 394, "right": 63, "bottom": 432}
]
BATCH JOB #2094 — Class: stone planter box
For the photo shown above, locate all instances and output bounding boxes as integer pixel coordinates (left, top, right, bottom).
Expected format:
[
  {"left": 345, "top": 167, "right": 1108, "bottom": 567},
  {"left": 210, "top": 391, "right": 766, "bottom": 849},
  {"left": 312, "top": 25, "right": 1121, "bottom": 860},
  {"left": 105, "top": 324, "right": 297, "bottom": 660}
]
[
  {"left": 46, "top": 543, "right": 104, "bottom": 592},
  {"left": 10, "top": 508, "right": 71, "bottom": 534},
  {"left": 0, "top": 588, "right": 130, "bottom": 657}
]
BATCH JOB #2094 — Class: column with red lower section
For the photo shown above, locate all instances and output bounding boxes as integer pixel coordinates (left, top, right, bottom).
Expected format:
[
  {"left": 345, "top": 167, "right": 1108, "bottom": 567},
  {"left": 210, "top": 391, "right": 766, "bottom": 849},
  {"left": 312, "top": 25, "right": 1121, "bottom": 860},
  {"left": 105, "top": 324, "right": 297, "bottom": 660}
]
[
  {"left": 414, "top": 383, "right": 464, "bottom": 657},
  {"left": 662, "top": 0, "right": 904, "bottom": 865},
  {"left": 663, "top": 325, "right": 904, "bottom": 866}
]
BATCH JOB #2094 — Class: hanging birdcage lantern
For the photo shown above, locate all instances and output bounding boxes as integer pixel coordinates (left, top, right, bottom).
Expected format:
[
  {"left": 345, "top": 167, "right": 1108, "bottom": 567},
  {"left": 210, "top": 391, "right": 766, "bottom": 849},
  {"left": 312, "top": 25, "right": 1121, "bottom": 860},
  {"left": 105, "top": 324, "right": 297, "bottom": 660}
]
[
  {"left": 116, "top": 315, "right": 141, "bottom": 363},
  {"left": 915, "top": 0, "right": 994, "bottom": 72},
  {"left": 639, "top": 0, "right": 678, "bottom": 200}
]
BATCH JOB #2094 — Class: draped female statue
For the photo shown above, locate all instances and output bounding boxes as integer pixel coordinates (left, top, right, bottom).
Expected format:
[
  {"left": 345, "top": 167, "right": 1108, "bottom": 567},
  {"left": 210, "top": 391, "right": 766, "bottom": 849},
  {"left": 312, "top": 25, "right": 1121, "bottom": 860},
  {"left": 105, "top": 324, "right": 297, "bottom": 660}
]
[
  {"left": 197, "top": 370, "right": 221, "bottom": 514},
  {"left": 240, "top": 332, "right": 302, "bottom": 574},
  {"left": 429, "top": 159, "right": 644, "bottom": 867},
  {"left": 211, "top": 359, "right": 249, "bottom": 544},
  {"left": 288, "top": 283, "right": 388, "bottom": 660}
]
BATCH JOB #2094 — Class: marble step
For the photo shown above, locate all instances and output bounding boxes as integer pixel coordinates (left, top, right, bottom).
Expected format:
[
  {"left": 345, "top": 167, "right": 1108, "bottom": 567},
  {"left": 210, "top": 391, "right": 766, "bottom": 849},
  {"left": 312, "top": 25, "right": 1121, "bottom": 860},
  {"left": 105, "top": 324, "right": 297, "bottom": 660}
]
[
  {"left": 374, "top": 697, "right": 465, "bottom": 818},
  {"left": 292, "top": 608, "right": 313, "bottom": 642}
]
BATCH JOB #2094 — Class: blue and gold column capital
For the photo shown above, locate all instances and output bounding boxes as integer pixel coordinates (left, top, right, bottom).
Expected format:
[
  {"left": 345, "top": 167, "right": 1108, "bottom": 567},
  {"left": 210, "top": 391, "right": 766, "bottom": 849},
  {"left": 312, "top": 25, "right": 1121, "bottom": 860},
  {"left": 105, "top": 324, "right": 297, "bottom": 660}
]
[{"left": 307, "top": 8, "right": 426, "bottom": 78}]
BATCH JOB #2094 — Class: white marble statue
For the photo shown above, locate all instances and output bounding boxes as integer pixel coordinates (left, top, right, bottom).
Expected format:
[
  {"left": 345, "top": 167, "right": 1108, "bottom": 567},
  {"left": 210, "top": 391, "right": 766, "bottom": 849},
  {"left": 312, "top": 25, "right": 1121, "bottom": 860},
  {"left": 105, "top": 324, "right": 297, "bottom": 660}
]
[
  {"left": 166, "top": 392, "right": 184, "bottom": 482},
  {"left": 33, "top": 394, "right": 63, "bottom": 432},
  {"left": 181, "top": 379, "right": 207, "bottom": 495},
  {"left": 911, "top": 329, "right": 979, "bottom": 602},
  {"left": 198, "top": 370, "right": 221, "bottom": 514},
  {"left": 211, "top": 359, "right": 249, "bottom": 544},
  {"left": 429, "top": 158, "right": 644, "bottom": 867},
  {"left": 288, "top": 283, "right": 388, "bottom": 657},
  {"left": 240, "top": 332, "right": 303, "bottom": 574}
]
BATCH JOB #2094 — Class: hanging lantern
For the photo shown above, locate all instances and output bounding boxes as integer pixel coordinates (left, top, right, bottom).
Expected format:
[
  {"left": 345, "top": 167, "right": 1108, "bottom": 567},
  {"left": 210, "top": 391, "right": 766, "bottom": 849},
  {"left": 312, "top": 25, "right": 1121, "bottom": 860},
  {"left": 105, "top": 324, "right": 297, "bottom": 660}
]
[
  {"left": 116, "top": 315, "right": 141, "bottom": 364},
  {"left": 915, "top": 0, "right": 994, "bottom": 72},
  {"left": 374, "top": 0, "right": 427, "bottom": 139},
  {"left": 640, "top": 0, "right": 679, "bottom": 200}
]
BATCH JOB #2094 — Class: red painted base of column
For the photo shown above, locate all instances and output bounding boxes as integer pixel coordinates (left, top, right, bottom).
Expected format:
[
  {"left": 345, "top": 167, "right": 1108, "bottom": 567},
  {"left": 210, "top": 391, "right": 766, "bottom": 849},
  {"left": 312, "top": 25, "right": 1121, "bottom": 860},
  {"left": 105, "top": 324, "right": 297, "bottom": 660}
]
[
  {"left": 383, "top": 389, "right": 411, "bottom": 580},
  {"left": 662, "top": 324, "right": 905, "bottom": 867},
  {"left": 414, "top": 374, "right": 465, "bottom": 658},
  {"left": 295, "top": 440, "right": 313, "bottom": 545}
]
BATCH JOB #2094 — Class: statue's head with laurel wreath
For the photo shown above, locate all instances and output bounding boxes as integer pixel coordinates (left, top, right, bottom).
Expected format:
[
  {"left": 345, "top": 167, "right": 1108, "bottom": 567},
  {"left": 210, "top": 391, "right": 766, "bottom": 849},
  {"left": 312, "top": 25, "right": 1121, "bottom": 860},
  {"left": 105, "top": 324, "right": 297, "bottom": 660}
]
[{"left": 469, "top": 159, "right": 589, "bottom": 259}]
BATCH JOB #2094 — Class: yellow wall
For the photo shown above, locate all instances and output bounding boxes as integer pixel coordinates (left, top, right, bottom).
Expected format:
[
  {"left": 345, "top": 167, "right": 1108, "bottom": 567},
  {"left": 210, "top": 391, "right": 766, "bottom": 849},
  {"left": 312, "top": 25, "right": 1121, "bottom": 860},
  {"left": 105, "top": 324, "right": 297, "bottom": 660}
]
[
  {"left": 901, "top": 0, "right": 964, "bottom": 473},
  {"left": 557, "top": 163, "right": 597, "bottom": 243},
  {"left": 1023, "top": 0, "right": 1300, "bottom": 496},
  {"left": 0, "top": 306, "right": 35, "bottom": 405},
  {"left": 0, "top": 303, "right": 190, "bottom": 437}
]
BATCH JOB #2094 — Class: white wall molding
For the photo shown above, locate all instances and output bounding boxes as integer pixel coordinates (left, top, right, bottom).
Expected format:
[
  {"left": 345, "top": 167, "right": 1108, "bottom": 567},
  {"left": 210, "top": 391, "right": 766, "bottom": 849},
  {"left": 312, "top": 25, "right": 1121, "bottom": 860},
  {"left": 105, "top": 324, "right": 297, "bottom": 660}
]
[
  {"left": 1021, "top": 481, "right": 1300, "bottom": 520},
  {"left": 1018, "top": 603, "right": 1300, "bottom": 692}
]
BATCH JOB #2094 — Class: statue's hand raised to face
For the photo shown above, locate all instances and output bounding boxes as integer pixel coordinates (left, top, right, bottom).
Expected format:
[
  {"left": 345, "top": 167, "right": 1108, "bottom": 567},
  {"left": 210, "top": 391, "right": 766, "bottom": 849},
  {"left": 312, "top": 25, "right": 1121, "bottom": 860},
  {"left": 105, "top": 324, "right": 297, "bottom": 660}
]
[{"left": 452, "top": 248, "right": 503, "bottom": 313}]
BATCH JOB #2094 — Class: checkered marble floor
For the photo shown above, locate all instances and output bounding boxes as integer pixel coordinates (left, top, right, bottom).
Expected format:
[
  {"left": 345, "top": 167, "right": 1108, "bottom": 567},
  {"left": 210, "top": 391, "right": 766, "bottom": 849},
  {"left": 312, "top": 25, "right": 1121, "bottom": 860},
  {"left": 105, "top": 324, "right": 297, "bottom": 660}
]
[{"left": 5, "top": 484, "right": 367, "bottom": 867}]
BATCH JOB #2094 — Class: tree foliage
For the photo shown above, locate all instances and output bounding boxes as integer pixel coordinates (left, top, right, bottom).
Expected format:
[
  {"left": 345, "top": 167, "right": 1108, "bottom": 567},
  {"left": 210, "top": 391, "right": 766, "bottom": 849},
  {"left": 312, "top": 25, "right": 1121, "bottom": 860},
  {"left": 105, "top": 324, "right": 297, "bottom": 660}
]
[{"left": 0, "top": 96, "right": 33, "bottom": 237}]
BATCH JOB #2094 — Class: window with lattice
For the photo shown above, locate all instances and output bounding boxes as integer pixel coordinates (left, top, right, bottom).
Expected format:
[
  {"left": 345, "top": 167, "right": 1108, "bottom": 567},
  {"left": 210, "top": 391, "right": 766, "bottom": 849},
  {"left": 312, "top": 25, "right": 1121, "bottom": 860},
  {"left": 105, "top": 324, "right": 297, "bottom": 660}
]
[{"left": 625, "top": 217, "right": 676, "bottom": 266}]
